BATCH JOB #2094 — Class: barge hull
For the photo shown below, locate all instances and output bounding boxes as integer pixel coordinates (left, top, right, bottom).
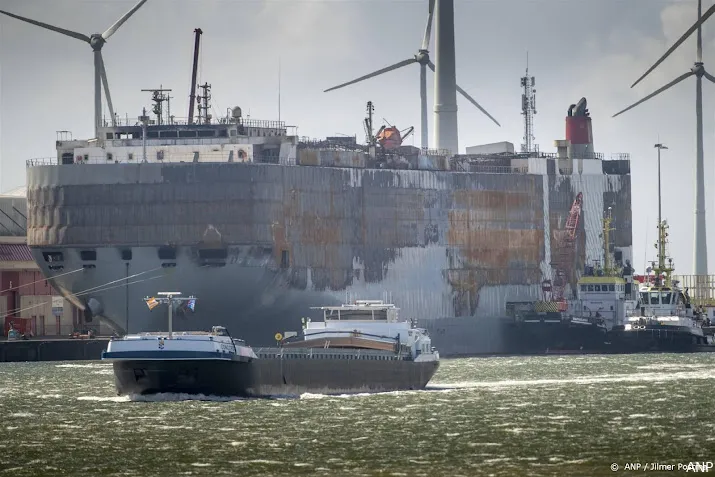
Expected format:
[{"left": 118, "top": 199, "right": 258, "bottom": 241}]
[{"left": 113, "top": 354, "right": 439, "bottom": 397}]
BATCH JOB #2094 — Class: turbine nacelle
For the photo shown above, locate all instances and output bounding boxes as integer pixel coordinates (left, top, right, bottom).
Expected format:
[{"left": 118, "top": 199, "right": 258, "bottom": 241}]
[
  {"left": 90, "top": 34, "right": 106, "bottom": 51},
  {"left": 693, "top": 62, "right": 705, "bottom": 77},
  {"left": 414, "top": 49, "right": 430, "bottom": 65}
]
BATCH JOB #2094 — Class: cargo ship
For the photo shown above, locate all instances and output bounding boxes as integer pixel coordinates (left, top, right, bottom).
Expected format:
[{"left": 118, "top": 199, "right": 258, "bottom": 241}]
[
  {"left": 102, "top": 295, "right": 439, "bottom": 397},
  {"left": 23, "top": 87, "right": 633, "bottom": 355}
]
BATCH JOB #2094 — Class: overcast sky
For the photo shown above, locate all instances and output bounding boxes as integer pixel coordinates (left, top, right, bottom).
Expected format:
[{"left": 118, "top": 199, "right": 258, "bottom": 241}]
[{"left": 1, "top": 0, "right": 714, "bottom": 275}]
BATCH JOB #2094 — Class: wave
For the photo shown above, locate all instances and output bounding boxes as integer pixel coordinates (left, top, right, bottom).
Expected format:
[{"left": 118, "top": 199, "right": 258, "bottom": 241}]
[{"left": 429, "top": 369, "right": 715, "bottom": 390}]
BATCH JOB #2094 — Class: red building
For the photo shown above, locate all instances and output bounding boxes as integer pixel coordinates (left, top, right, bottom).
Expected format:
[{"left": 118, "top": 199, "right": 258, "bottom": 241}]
[{"left": 1, "top": 237, "right": 80, "bottom": 337}]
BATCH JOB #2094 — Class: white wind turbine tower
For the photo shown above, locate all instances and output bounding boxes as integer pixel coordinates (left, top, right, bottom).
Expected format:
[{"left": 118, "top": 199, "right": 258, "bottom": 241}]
[
  {"left": 0, "top": 0, "right": 149, "bottom": 138},
  {"left": 612, "top": 0, "right": 715, "bottom": 277},
  {"left": 324, "top": 0, "right": 499, "bottom": 153}
]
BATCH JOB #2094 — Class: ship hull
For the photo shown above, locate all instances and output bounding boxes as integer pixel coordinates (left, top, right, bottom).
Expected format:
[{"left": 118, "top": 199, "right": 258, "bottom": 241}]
[
  {"left": 606, "top": 326, "right": 715, "bottom": 353},
  {"left": 112, "top": 354, "right": 439, "bottom": 397},
  {"left": 26, "top": 161, "right": 633, "bottom": 353},
  {"left": 504, "top": 320, "right": 610, "bottom": 354}
]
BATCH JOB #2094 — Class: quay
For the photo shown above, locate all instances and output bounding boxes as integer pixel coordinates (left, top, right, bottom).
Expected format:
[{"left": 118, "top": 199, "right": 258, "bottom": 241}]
[{"left": 0, "top": 337, "right": 109, "bottom": 362}]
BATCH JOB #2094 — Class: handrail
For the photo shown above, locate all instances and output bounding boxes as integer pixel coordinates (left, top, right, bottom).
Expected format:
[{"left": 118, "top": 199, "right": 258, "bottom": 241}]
[{"left": 103, "top": 116, "right": 287, "bottom": 129}]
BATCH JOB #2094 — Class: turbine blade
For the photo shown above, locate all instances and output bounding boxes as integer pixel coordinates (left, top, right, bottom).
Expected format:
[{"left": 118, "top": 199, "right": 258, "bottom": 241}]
[
  {"left": 324, "top": 58, "right": 416, "bottom": 92},
  {"left": 102, "top": 0, "right": 148, "bottom": 40},
  {"left": 427, "top": 60, "right": 501, "bottom": 127},
  {"left": 632, "top": 3, "right": 715, "bottom": 88},
  {"left": 698, "top": 0, "right": 703, "bottom": 63},
  {"left": 421, "top": 0, "right": 435, "bottom": 51},
  {"left": 614, "top": 70, "right": 695, "bottom": 118},
  {"left": 456, "top": 85, "right": 501, "bottom": 127},
  {"left": 703, "top": 69, "right": 715, "bottom": 84},
  {"left": 98, "top": 51, "right": 116, "bottom": 126},
  {"left": 0, "top": 10, "right": 90, "bottom": 43}
]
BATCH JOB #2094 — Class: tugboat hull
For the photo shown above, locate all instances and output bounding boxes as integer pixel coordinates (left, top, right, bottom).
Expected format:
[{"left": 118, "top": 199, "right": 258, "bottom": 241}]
[
  {"left": 607, "top": 326, "right": 715, "bottom": 353},
  {"left": 112, "top": 352, "right": 440, "bottom": 397}
]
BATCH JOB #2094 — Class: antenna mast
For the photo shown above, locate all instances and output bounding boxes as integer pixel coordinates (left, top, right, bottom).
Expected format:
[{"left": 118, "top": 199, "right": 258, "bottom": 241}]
[
  {"left": 141, "top": 86, "right": 173, "bottom": 126},
  {"left": 144, "top": 292, "right": 196, "bottom": 339},
  {"left": 520, "top": 52, "right": 537, "bottom": 153},
  {"left": 197, "top": 82, "right": 212, "bottom": 124},
  {"left": 278, "top": 57, "right": 281, "bottom": 123},
  {"left": 653, "top": 143, "right": 674, "bottom": 287},
  {"left": 188, "top": 28, "right": 203, "bottom": 125}
]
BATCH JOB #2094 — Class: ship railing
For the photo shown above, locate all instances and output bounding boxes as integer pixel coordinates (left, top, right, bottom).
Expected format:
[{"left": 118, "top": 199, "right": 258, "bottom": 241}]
[
  {"left": 674, "top": 275, "right": 715, "bottom": 306},
  {"left": 283, "top": 329, "right": 399, "bottom": 344},
  {"left": 26, "top": 153, "right": 294, "bottom": 166},
  {"left": 252, "top": 347, "right": 402, "bottom": 360},
  {"left": 26, "top": 157, "right": 58, "bottom": 166},
  {"left": 103, "top": 116, "right": 288, "bottom": 130}
]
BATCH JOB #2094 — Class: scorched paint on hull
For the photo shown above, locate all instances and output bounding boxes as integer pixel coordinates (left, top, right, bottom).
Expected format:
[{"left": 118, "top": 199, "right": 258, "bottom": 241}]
[{"left": 26, "top": 161, "right": 632, "bottom": 350}]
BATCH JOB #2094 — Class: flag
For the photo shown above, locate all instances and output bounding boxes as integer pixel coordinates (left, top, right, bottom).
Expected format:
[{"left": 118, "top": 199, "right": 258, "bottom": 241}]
[
  {"left": 187, "top": 299, "right": 196, "bottom": 312},
  {"left": 145, "top": 297, "right": 159, "bottom": 311}
]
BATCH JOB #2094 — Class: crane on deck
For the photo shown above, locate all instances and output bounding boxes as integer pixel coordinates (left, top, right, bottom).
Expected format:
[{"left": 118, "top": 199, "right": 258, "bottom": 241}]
[{"left": 546, "top": 192, "right": 583, "bottom": 311}]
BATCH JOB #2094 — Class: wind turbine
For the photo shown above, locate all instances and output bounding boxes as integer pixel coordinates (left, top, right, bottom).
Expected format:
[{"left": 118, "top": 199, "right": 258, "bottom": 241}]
[
  {"left": 0, "top": 0, "right": 149, "bottom": 138},
  {"left": 612, "top": 0, "right": 715, "bottom": 277},
  {"left": 324, "top": 0, "right": 499, "bottom": 153}
]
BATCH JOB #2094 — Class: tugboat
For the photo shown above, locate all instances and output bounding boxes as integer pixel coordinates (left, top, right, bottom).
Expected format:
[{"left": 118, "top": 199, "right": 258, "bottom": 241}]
[
  {"left": 562, "top": 210, "right": 640, "bottom": 348},
  {"left": 102, "top": 294, "right": 440, "bottom": 397},
  {"left": 608, "top": 220, "right": 714, "bottom": 352},
  {"left": 509, "top": 210, "right": 639, "bottom": 354}
]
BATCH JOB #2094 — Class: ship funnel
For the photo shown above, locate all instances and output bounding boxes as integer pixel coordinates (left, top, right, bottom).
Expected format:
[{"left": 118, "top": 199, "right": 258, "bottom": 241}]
[{"left": 565, "top": 97, "right": 594, "bottom": 159}]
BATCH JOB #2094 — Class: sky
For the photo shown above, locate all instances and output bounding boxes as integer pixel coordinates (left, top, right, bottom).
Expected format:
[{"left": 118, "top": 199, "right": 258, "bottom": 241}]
[{"left": 0, "top": 0, "right": 714, "bottom": 275}]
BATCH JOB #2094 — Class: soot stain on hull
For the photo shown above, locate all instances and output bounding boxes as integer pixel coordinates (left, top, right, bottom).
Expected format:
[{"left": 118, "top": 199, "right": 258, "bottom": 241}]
[{"left": 26, "top": 162, "right": 632, "bottom": 354}]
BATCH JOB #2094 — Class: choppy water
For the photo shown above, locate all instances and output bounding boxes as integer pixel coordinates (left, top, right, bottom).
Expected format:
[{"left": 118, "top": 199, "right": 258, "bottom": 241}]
[{"left": 1, "top": 354, "right": 714, "bottom": 476}]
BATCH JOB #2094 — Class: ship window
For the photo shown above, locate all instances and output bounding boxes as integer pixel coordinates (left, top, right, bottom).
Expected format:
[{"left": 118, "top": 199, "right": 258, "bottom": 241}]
[
  {"left": 581, "top": 285, "right": 586, "bottom": 292},
  {"left": 588, "top": 285, "right": 594, "bottom": 292},
  {"left": 661, "top": 292, "right": 672, "bottom": 304},
  {"left": 147, "top": 131, "right": 159, "bottom": 138},
  {"left": 230, "top": 129, "right": 237, "bottom": 137},
  {"left": 127, "top": 153, "right": 134, "bottom": 161},
  {"left": 281, "top": 250, "right": 289, "bottom": 268},
  {"left": 219, "top": 129, "right": 228, "bottom": 138},
  {"left": 80, "top": 250, "right": 97, "bottom": 261},
  {"left": 193, "top": 151, "right": 200, "bottom": 163},
  {"left": 650, "top": 292, "right": 660, "bottom": 305},
  {"left": 61, "top": 153, "right": 74, "bottom": 165},
  {"left": 595, "top": 285, "right": 601, "bottom": 292},
  {"left": 157, "top": 150, "right": 164, "bottom": 161},
  {"left": 106, "top": 152, "right": 113, "bottom": 161},
  {"left": 198, "top": 130, "right": 215, "bottom": 138},
  {"left": 609, "top": 285, "right": 615, "bottom": 292},
  {"left": 42, "top": 251, "right": 63, "bottom": 263},
  {"left": 199, "top": 248, "right": 228, "bottom": 260},
  {"left": 179, "top": 130, "right": 196, "bottom": 138},
  {"left": 158, "top": 246, "right": 177, "bottom": 260},
  {"left": 106, "top": 132, "right": 114, "bottom": 139},
  {"left": 84, "top": 154, "right": 89, "bottom": 162}
]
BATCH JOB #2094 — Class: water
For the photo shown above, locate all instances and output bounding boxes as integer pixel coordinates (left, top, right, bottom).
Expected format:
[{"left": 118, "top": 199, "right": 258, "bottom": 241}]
[{"left": 1, "top": 354, "right": 714, "bottom": 476}]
